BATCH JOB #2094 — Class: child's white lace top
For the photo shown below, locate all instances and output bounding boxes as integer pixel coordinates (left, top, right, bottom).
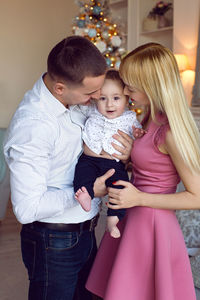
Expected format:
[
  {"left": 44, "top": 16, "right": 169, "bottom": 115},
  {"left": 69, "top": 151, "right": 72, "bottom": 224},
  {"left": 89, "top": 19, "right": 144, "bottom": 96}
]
[{"left": 79, "top": 103, "right": 142, "bottom": 161}]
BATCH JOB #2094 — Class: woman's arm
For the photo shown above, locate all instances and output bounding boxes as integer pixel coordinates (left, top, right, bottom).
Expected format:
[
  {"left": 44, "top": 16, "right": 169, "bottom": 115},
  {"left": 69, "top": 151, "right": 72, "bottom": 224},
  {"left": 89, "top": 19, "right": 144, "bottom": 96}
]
[{"left": 107, "top": 130, "right": 200, "bottom": 210}]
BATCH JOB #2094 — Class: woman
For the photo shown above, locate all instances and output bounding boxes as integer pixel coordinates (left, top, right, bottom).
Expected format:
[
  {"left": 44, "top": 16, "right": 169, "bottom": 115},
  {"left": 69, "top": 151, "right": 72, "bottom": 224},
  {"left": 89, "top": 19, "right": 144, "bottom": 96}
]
[{"left": 86, "top": 43, "right": 200, "bottom": 300}]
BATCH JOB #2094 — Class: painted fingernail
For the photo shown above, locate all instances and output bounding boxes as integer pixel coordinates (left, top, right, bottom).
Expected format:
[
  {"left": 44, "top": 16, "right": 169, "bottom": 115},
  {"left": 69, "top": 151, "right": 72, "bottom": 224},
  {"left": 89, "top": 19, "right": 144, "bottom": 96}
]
[
  {"left": 105, "top": 202, "right": 108, "bottom": 205},
  {"left": 112, "top": 181, "right": 117, "bottom": 184}
]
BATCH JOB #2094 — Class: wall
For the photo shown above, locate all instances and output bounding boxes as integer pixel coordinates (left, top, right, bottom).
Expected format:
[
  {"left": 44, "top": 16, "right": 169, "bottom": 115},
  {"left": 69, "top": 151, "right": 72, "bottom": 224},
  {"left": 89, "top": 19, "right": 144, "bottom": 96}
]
[
  {"left": 173, "top": 0, "right": 200, "bottom": 104},
  {"left": 1, "top": 1, "right": 199, "bottom": 127},
  {"left": 0, "top": 0, "right": 79, "bottom": 127}
]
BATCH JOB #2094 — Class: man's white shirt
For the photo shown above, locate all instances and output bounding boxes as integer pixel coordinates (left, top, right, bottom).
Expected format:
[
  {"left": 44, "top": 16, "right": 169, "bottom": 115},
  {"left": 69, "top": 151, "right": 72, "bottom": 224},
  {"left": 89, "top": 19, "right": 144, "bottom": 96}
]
[{"left": 4, "top": 75, "right": 100, "bottom": 224}]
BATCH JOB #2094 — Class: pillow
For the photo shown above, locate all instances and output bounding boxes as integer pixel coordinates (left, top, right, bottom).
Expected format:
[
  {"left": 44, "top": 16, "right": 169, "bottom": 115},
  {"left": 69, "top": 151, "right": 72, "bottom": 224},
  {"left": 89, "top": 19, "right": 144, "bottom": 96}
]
[
  {"left": 190, "top": 251, "right": 200, "bottom": 288},
  {"left": 176, "top": 210, "right": 200, "bottom": 248}
]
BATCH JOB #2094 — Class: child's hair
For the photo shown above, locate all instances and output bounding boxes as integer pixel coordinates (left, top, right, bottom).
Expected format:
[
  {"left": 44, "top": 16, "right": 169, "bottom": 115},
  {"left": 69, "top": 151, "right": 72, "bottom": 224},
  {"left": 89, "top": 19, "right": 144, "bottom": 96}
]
[
  {"left": 105, "top": 69, "right": 125, "bottom": 89},
  {"left": 119, "top": 42, "right": 200, "bottom": 173},
  {"left": 47, "top": 36, "right": 107, "bottom": 86}
]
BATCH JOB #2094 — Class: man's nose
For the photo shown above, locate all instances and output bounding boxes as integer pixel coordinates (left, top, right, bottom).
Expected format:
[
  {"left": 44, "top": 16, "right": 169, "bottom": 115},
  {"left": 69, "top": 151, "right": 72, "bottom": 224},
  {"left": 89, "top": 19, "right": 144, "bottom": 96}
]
[{"left": 91, "top": 90, "right": 101, "bottom": 100}]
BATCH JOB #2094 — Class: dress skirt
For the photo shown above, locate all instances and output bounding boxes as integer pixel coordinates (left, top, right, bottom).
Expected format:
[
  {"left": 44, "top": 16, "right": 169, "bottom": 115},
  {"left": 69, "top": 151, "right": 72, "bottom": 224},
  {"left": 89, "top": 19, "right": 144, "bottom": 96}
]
[{"left": 86, "top": 206, "right": 196, "bottom": 300}]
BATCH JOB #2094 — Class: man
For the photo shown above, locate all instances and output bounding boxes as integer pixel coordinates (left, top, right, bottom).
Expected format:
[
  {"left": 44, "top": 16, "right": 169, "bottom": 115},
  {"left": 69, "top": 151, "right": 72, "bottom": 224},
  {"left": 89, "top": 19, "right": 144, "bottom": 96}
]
[{"left": 4, "top": 36, "right": 132, "bottom": 300}]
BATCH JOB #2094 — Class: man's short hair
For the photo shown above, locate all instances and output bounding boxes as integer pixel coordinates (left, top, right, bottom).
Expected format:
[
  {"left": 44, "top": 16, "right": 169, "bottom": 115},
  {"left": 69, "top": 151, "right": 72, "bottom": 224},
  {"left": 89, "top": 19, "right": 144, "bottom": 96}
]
[{"left": 47, "top": 36, "right": 107, "bottom": 86}]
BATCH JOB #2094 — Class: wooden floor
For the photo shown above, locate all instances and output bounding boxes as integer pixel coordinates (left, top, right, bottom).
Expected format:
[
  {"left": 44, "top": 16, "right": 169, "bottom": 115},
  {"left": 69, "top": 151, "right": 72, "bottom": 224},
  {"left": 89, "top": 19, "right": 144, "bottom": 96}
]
[
  {"left": 1, "top": 200, "right": 199, "bottom": 300},
  {"left": 0, "top": 200, "right": 28, "bottom": 300},
  {"left": 0, "top": 201, "right": 103, "bottom": 300}
]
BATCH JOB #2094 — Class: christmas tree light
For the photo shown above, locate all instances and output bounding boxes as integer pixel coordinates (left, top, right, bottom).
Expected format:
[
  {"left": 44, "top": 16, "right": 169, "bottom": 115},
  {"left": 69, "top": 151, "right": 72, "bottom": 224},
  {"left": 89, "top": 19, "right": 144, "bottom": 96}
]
[
  {"left": 72, "top": 0, "right": 126, "bottom": 69},
  {"left": 72, "top": 1, "right": 142, "bottom": 116}
]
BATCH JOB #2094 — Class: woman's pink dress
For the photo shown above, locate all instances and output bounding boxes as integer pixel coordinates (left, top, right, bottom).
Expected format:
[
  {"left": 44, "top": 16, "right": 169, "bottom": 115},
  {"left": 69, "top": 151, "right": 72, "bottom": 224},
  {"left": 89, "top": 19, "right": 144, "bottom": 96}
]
[{"left": 86, "top": 112, "right": 196, "bottom": 300}]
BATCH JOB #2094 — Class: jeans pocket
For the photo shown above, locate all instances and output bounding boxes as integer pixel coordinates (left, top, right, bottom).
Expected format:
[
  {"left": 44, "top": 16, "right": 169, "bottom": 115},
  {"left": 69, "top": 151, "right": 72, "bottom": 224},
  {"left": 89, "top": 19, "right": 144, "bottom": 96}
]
[
  {"left": 21, "top": 237, "right": 36, "bottom": 280},
  {"left": 48, "top": 231, "right": 79, "bottom": 250}
]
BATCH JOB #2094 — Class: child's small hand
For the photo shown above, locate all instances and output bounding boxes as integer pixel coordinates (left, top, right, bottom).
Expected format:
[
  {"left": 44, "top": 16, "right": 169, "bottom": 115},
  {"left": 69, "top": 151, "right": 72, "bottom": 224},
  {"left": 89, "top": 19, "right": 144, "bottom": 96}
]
[{"left": 132, "top": 126, "right": 147, "bottom": 139}]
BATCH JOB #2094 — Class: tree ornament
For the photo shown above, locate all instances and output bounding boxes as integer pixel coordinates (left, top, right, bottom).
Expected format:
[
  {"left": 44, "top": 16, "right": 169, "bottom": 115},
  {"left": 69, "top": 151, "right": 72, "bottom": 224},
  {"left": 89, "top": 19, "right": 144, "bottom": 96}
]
[
  {"left": 85, "top": 15, "right": 90, "bottom": 22},
  {"left": 118, "top": 47, "right": 126, "bottom": 55},
  {"left": 115, "top": 60, "right": 121, "bottom": 70},
  {"left": 111, "top": 35, "right": 121, "bottom": 47},
  {"left": 96, "top": 22, "right": 101, "bottom": 28},
  {"left": 80, "top": 7, "right": 86, "bottom": 14},
  {"left": 107, "top": 46, "right": 113, "bottom": 52},
  {"left": 102, "top": 30, "right": 109, "bottom": 39},
  {"left": 106, "top": 57, "right": 112, "bottom": 66},
  {"left": 72, "top": 0, "right": 127, "bottom": 69},
  {"left": 92, "top": 5, "right": 102, "bottom": 15},
  {"left": 75, "top": 28, "right": 85, "bottom": 36},
  {"left": 77, "top": 19, "right": 86, "bottom": 28},
  {"left": 95, "top": 40, "right": 107, "bottom": 53},
  {"left": 88, "top": 28, "right": 97, "bottom": 37}
]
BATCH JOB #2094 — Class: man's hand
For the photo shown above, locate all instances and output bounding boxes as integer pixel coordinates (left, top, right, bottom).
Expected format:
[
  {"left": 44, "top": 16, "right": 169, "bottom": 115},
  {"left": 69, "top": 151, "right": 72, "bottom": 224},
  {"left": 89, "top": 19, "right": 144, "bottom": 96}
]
[
  {"left": 111, "top": 130, "right": 133, "bottom": 163},
  {"left": 93, "top": 168, "right": 115, "bottom": 198}
]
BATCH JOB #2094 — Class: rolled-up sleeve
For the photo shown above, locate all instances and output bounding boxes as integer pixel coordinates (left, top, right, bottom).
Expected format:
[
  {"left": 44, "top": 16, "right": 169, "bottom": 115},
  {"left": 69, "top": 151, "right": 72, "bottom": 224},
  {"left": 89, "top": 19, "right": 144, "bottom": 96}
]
[{"left": 4, "top": 118, "right": 77, "bottom": 224}]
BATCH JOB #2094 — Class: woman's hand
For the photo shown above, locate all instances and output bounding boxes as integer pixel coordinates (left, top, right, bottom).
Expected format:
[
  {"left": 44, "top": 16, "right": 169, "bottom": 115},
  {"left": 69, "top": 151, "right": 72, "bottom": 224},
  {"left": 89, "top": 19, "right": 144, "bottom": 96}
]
[
  {"left": 111, "top": 130, "right": 133, "bottom": 163},
  {"left": 107, "top": 180, "right": 142, "bottom": 209}
]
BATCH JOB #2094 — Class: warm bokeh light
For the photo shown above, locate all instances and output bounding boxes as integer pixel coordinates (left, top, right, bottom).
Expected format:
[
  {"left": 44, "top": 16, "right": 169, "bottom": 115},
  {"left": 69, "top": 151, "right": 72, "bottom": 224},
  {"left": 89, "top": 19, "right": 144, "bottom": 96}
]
[
  {"left": 180, "top": 69, "right": 195, "bottom": 105},
  {"left": 174, "top": 54, "right": 190, "bottom": 72}
]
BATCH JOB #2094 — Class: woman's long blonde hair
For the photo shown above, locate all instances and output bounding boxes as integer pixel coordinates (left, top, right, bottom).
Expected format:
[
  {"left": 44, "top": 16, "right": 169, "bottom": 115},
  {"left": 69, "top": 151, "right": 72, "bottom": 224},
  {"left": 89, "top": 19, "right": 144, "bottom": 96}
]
[{"left": 119, "top": 43, "right": 200, "bottom": 173}]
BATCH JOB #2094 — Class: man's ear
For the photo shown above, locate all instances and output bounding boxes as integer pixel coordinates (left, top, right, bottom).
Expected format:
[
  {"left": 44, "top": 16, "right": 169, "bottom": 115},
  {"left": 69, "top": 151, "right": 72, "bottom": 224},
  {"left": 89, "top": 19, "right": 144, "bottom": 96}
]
[{"left": 53, "top": 82, "right": 67, "bottom": 96}]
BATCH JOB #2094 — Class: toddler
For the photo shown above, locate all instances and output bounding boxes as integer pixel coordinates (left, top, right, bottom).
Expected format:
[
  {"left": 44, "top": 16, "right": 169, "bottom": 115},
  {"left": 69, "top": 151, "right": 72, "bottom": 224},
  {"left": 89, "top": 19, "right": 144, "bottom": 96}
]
[{"left": 74, "top": 69, "right": 143, "bottom": 238}]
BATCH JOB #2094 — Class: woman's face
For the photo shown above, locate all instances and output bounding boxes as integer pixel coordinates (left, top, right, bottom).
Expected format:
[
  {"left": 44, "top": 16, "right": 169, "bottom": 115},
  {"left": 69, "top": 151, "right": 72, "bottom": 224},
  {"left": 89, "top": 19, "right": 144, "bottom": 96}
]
[{"left": 124, "top": 85, "right": 150, "bottom": 108}]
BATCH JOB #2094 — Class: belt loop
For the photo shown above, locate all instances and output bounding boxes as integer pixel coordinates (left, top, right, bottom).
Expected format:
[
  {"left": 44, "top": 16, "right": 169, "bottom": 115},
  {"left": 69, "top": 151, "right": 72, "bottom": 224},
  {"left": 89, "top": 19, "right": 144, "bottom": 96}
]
[
  {"left": 89, "top": 214, "right": 99, "bottom": 231},
  {"left": 89, "top": 217, "right": 95, "bottom": 231}
]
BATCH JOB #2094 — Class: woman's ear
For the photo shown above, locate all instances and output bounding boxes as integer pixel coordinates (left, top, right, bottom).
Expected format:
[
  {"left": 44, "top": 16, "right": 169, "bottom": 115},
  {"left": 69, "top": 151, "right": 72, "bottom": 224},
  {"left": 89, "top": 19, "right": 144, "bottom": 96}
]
[{"left": 126, "top": 96, "right": 130, "bottom": 108}]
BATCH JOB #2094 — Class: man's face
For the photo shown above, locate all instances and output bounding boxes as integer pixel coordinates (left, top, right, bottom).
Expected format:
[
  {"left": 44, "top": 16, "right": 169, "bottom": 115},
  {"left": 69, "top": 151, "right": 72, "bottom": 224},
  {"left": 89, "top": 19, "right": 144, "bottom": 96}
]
[{"left": 62, "top": 75, "right": 105, "bottom": 106}]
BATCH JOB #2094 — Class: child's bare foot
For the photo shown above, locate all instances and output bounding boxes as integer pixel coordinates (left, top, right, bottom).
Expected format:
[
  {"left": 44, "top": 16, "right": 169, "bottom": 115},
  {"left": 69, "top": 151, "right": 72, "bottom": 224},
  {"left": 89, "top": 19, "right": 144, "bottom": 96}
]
[
  {"left": 106, "top": 216, "right": 121, "bottom": 238},
  {"left": 75, "top": 187, "right": 91, "bottom": 212},
  {"left": 110, "top": 226, "right": 121, "bottom": 238}
]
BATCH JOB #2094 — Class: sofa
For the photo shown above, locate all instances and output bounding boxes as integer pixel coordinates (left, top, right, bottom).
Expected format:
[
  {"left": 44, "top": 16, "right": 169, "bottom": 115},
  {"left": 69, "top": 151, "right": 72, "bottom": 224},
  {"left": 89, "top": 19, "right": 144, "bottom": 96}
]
[{"left": 0, "top": 128, "right": 10, "bottom": 220}]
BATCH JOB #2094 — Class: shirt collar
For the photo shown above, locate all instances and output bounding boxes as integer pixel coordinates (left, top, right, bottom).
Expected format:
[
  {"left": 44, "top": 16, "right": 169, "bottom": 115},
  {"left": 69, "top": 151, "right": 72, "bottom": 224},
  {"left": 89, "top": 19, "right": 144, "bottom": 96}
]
[{"left": 69, "top": 105, "right": 80, "bottom": 112}]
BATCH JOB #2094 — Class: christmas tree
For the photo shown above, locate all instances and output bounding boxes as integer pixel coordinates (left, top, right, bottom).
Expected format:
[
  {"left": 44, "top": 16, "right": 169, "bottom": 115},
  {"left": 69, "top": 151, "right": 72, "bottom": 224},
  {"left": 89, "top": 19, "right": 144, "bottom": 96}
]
[{"left": 72, "top": 0, "right": 126, "bottom": 69}]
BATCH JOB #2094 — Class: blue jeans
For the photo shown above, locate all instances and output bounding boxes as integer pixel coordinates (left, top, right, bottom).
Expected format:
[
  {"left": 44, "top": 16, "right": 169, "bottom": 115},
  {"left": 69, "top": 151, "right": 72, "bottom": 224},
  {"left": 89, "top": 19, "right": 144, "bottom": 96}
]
[{"left": 21, "top": 222, "right": 97, "bottom": 300}]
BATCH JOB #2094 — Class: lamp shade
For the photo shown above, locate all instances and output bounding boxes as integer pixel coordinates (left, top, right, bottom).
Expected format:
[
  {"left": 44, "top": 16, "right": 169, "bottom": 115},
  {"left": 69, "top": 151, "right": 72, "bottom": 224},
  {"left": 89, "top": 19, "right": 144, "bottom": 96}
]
[{"left": 174, "top": 54, "right": 190, "bottom": 72}]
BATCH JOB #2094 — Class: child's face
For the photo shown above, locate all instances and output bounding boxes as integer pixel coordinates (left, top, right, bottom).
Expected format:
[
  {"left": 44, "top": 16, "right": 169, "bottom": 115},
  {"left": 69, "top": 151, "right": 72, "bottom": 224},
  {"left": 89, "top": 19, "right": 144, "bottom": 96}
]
[{"left": 96, "top": 79, "right": 128, "bottom": 119}]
